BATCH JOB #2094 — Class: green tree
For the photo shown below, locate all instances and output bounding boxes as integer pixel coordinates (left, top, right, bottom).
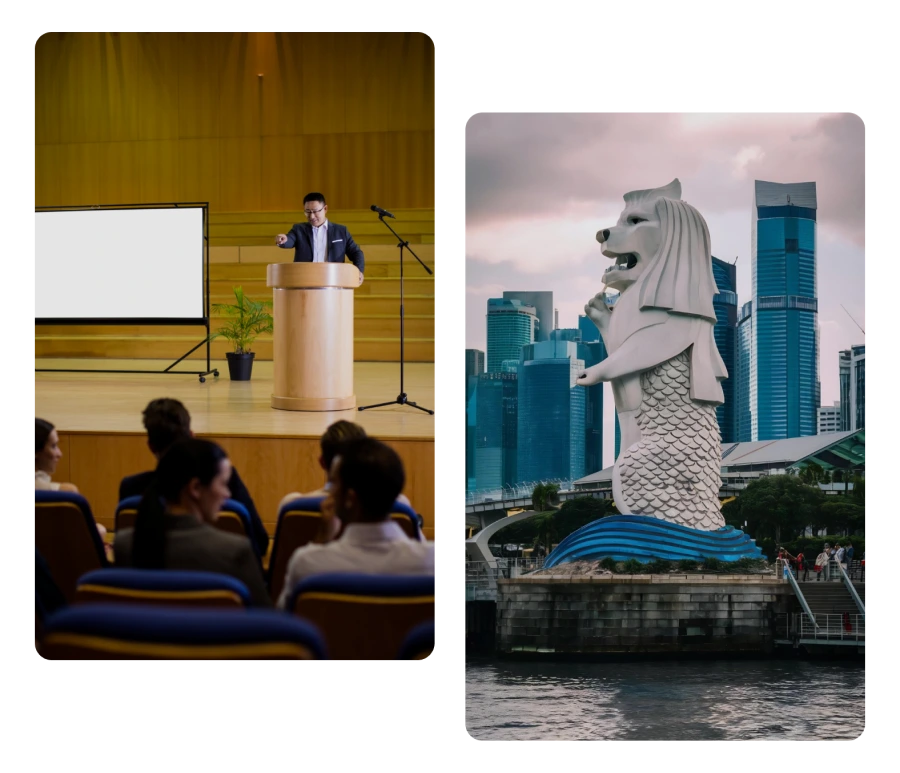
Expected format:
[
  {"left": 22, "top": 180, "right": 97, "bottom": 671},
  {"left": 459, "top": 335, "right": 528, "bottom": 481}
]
[
  {"left": 531, "top": 482, "right": 560, "bottom": 513},
  {"left": 819, "top": 499, "right": 865, "bottom": 535},
  {"left": 726, "top": 474, "right": 824, "bottom": 544}
]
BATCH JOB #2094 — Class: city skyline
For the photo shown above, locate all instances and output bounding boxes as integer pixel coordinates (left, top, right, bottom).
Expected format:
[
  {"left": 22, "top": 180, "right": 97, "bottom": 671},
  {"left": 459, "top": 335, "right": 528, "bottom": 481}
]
[{"left": 467, "top": 113, "right": 865, "bottom": 462}]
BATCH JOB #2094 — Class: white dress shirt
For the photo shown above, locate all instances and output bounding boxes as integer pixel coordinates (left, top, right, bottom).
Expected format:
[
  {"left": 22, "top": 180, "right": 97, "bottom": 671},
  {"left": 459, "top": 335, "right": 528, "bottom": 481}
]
[
  {"left": 277, "top": 520, "right": 434, "bottom": 609},
  {"left": 312, "top": 220, "right": 328, "bottom": 262}
]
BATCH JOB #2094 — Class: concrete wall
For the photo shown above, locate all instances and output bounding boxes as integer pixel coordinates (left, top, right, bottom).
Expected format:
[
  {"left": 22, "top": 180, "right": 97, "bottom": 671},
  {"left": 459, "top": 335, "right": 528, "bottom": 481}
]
[{"left": 497, "top": 575, "right": 794, "bottom": 655}]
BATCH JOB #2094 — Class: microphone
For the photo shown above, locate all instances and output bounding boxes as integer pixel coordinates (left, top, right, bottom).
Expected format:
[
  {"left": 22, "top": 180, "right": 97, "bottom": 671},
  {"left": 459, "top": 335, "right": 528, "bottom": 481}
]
[{"left": 370, "top": 205, "right": 396, "bottom": 219}]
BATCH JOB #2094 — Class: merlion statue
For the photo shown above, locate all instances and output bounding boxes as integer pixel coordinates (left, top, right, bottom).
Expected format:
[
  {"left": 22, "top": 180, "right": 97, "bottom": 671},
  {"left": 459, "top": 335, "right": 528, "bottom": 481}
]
[{"left": 577, "top": 179, "right": 726, "bottom": 531}]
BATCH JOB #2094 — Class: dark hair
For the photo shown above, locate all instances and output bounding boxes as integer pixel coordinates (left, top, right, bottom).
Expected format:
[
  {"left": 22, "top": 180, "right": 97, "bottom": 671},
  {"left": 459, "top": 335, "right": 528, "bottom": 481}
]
[
  {"left": 336, "top": 437, "right": 405, "bottom": 522},
  {"left": 142, "top": 398, "right": 191, "bottom": 455},
  {"left": 36, "top": 418, "right": 55, "bottom": 454},
  {"left": 321, "top": 420, "right": 367, "bottom": 469},
  {"left": 303, "top": 192, "right": 326, "bottom": 206},
  {"left": 132, "top": 439, "right": 228, "bottom": 569}
]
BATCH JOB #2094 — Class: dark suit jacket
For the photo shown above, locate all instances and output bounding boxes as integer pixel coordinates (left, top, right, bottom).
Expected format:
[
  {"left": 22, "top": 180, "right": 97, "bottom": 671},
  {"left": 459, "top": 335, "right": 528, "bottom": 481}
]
[
  {"left": 118, "top": 467, "right": 269, "bottom": 558},
  {"left": 114, "top": 516, "right": 272, "bottom": 607},
  {"left": 278, "top": 221, "right": 365, "bottom": 273}
]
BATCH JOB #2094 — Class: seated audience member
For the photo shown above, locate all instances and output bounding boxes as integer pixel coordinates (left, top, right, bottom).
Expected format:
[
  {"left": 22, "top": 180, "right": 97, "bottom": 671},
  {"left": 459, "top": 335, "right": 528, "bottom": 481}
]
[
  {"left": 36, "top": 418, "right": 108, "bottom": 543},
  {"left": 277, "top": 437, "right": 434, "bottom": 609},
  {"left": 114, "top": 438, "right": 271, "bottom": 607},
  {"left": 119, "top": 398, "right": 268, "bottom": 556},
  {"left": 277, "top": 420, "right": 412, "bottom": 513}
]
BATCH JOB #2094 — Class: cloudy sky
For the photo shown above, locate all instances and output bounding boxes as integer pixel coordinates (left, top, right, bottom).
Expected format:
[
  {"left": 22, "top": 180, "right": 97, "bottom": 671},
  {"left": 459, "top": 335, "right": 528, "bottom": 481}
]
[{"left": 466, "top": 113, "right": 865, "bottom": 466}]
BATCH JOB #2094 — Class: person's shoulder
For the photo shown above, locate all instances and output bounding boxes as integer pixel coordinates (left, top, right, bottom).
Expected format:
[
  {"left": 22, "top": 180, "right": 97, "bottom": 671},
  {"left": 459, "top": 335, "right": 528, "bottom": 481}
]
[{"left": 120, "top": 470, "right": 154, "bottom": 499}]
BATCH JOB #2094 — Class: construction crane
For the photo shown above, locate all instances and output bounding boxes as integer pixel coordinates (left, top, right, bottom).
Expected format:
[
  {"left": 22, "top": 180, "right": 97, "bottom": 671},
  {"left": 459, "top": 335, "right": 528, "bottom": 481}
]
[{"left": 841, "top": 304, "right": 865, "bottom": 336}]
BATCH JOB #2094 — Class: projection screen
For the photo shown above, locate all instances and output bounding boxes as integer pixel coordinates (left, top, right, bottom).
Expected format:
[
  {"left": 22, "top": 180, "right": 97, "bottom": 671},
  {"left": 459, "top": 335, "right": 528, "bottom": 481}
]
[{"left": 35, "top": 206, "right": 206, "bottom": 322}]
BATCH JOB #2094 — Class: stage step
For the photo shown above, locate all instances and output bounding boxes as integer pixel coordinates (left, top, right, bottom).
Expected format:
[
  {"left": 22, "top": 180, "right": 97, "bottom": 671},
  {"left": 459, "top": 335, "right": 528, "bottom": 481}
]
[{"left": 35, "top": 336, "right": 434, "bottom": 362}]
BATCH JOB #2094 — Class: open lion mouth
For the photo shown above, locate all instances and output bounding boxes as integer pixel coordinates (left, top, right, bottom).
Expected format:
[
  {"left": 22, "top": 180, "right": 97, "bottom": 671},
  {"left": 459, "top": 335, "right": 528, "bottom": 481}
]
[{"left": 604, "top": 253, "right": 638, "bottom": 273}]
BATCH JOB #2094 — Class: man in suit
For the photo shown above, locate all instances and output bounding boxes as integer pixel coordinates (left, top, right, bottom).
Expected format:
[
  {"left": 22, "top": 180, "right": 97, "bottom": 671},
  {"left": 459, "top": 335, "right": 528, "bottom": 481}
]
[
  {"left": 118, "top": 398, "right": 269, "bottom": 558},
  {"left": 275, "top": 192, "right": 365, "bottom": 285}
]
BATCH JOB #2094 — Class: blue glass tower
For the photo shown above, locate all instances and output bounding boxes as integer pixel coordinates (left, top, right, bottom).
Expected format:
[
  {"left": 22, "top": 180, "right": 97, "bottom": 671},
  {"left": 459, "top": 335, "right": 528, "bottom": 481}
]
[
  {"left": 517, "top": 340, "right": 587, "bottom": 483},
  {"left": 465, "top": 349, "right": 485, "bottom": 493},
  {"left": 711, "top": 256, "right": 738, "bottom": 443},
  {"left": 474, "top": 371, "right": 518, "bottom": 490},
  {"left": 736, "top": 300, "right": 753, "bottom": 442},
  {"left": 486, "top": 298, "right": 536, "bottom": 373},
  {"left": 749, "top": 180, "right": 819, "bottom": 440}
]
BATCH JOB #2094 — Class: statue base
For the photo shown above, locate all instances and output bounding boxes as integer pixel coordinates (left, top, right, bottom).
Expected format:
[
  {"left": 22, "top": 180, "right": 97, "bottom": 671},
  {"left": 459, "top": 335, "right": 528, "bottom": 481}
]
[{"left": 544, "top": 514, "right": 764, "bottom": 569}]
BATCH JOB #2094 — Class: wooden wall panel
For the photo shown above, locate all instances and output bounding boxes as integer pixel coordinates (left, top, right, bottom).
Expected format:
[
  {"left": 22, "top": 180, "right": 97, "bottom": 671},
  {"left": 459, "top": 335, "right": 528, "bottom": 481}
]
[
  {"left": 58, "top": 432, "right": 434, "bottom": 538},
  {"left": 138, "top": 140, "right": 179, "bottom": 203},
  {"left": 36, "top": 33, "right": 434, "bottom": 212},
  {"left": 177, "top": 33, "right": 222, "bottom": 140},
  {"left": 58, "top": 143, "right": 101, "bottom": 206},
  {"left": 136, "top": 33, "right": 180, "bottom": 141},
  {"left": 99, "top": 142, "right": 141, "bottom": 204},
  {"left": 220, "top": 137, "right": 262, "bottom": 212}
]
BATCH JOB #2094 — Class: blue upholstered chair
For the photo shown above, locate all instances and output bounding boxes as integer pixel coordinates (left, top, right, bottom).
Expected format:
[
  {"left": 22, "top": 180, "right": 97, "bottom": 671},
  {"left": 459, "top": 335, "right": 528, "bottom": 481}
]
[
  {"left": 397, "top": 621, "right": 435, "bottom": 660},
  {"left": 115, "top": 496, "right": 261, "bottom": 557},
  {"left": 36, "top": 491, "right": 109, "bottom": 603},
  {"left": 39, "top": 604, "right": 327, "bottom": 659},
  {"left": 287, "top": 573, "right": 434, "bottom": 660},
  {"left": 75, "top": 568, "right": 252, "bottom": 609}
]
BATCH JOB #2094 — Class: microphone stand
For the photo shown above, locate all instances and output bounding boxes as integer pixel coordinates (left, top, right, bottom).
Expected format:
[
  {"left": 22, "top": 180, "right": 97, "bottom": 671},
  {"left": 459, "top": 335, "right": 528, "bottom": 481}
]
[{"left": 358, "top": 213, "right": 434, "bottom": 415}]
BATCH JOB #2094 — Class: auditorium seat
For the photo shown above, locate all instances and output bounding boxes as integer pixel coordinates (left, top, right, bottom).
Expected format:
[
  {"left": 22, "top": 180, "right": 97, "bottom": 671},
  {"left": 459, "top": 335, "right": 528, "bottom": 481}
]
[
  {"left": 268, "top": 497, "right": 328, "bottom": 603},
  {"left": 287, "top": 573, "right": 434, "bottom": 660},
  {"left": 75, "top": 568, "right": 252, "bottom": 609},
  {"left": 397, "top": 621, "right": 435, "bottom": 660},
  {"left": 39, "top": 604, "right": 327, "bottom": 659},
  {"left": 115, "top": 496, "right": 261, "bottom": 557},
  {"left": 36, "top": 491, "right": 109, "bottom": 603}
]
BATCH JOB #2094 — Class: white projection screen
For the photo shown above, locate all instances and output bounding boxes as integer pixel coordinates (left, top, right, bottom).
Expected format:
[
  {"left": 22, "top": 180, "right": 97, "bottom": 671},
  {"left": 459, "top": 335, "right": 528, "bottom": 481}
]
[{"left": 35, "top": 206, "right": 205, "bottom": 322}]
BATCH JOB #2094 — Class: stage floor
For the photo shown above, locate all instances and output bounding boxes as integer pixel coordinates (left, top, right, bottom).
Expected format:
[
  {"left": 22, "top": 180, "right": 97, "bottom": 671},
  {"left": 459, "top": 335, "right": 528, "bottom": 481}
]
[
  {"left": 35, "top": 359, "right": 436, "bottom": 537},
  {"left": 35, "top": 359, "right": 435, "bottom": 440}
]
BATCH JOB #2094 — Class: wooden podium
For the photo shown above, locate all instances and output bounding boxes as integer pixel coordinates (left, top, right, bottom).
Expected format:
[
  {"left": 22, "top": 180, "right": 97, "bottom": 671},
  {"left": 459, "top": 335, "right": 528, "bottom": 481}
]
[{"left": 266, "top": 263, "right": 358, "bottom": 411}]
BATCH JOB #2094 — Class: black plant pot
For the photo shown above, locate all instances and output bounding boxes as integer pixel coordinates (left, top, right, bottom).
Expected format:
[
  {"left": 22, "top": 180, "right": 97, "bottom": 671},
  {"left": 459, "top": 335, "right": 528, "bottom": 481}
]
[{"left": 226, "top": 352, "right": 255, "bottom": 381}]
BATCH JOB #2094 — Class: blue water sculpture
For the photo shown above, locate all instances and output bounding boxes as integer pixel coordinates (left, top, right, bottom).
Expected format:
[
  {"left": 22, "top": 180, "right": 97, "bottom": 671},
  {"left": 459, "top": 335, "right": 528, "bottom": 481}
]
[{"left": 544, "top": 514, "right": 764, "bottom": 569}]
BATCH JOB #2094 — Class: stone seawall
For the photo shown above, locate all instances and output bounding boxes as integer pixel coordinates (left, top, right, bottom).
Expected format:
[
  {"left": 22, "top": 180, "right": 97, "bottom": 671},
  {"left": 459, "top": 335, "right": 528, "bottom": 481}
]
[{"left": 497, "top": 575, "right": 795, "bottom": 656}]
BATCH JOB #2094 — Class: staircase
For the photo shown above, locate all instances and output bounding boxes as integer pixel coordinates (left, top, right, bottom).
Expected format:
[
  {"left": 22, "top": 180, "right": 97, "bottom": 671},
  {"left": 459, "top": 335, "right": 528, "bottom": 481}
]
[{"left": 798, "top": 581, "right": 865, "bottom": 616}]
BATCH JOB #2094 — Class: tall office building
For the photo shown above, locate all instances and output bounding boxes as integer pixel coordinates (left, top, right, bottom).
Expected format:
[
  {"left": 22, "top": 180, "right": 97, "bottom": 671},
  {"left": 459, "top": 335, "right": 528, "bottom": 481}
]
[
  {"left": 747, "top": 180, "right": 819, "bottom": 440},
  {"left": 486, "top": 298, "right": 537, "bottom": 373},
  {"left": 474, "top": 371, "right": 519, "bottom": 490},
  {"left": 736, "top": 301, "right": 754, "bottom": 442},
  {"left": 517, "top": 340, "right": 587, "bottom": 483},
  {"left": 711, "top": 256, "right": 738, "bottom": 443},
  {"left": 502, "top": 291, "right": 553, "bottom": 342},
  {"left": 464, "top": 349, "right": 484, "bottom": 492},
  {"left": 817, "top": 401, "right": 841, "bottom": 434},
  {"left": 578, "top": 314, "right": 599, "bottom": 343},
  {"left": 837, "top": 346, "right": 865, "bottom": 432}
]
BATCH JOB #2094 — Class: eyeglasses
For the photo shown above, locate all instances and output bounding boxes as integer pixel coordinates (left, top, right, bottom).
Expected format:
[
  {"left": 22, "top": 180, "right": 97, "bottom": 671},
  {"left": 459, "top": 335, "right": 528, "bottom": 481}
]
[{"left": 304, "top": 207, "right": 325, "bottom": 216}]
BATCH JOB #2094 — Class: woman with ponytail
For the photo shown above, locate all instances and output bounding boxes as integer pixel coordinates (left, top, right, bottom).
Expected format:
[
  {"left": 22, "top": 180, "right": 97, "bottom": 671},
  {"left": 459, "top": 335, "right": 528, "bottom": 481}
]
[{"left": 113, "top": 438, "right": 271, "bottom": 606}]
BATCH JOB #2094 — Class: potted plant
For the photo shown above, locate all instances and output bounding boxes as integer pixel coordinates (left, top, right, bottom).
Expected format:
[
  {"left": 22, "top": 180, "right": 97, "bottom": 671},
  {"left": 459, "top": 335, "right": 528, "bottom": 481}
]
[{"left": 208, "top": 286, "right": 273, "bottom": 381}]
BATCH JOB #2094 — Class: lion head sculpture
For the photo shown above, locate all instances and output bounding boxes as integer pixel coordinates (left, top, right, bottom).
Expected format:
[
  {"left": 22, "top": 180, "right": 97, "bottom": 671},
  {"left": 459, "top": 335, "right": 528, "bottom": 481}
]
[{"left": 597, "top": 178, "right": 719, "bottom": 321}]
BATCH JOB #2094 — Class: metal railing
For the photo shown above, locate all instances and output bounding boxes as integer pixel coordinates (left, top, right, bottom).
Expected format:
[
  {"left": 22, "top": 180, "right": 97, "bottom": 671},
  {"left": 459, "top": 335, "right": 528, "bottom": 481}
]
[
  {"left": 779, "top": 560, "right": 818, "bottom": 629},
  {"left": 835, "top": 559, "right": 866, "bottom": 616},
  {"left": 465, "top": 558, "right": 546, "bottom": 597},
  {"left": 776, "top": 613, "right": 865, "bottom": 643},
  {"left": 794, "top": 613, "right": 865, "bottom": 641}
]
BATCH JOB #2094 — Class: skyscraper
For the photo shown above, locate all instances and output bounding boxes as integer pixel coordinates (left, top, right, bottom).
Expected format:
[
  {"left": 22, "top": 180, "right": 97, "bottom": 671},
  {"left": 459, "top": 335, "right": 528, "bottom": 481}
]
[
  {"left": 817, "top": 401, "right": 841, "bottom": 434},
  {"left": 832, "top": 345, "right": 865, "bottom": 433},
  {"left": 464, "top": 349, "right": 485, "bottom": 493},
  {"left": 711, "top": 256, "right": 738, "bottom": 443},
  {"left": 502, "top": 291, "right": 553, "bottom": 342},
  {"left": 736, "top": 300, "right": 753, "bottom": 442},
  {"left": 517, "top": 340, "right": 587, "bottom": 483},
  {"left": 747, "top": 180, "right": 819, "bottom": 440},
  {"left": 474, "top": 370, "right": 519, "bottom": 491},
  {"left": 486, "top": 298, "right": 536, "bottom": 373}
]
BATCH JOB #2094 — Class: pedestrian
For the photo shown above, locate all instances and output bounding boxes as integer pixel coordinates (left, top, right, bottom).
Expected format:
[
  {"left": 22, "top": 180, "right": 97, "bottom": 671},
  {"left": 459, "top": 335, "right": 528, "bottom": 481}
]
[
  {"left": 834, "top": 543, "right": 845, "bottom": 579},
  {"left": 796, "top": 551, "right": 809, "bottom": 582},
  {"left": 845, "top": 541, "right": 855, "bottom": 578},
  {"left": 815, "top": 544, "right": 831, "bottom": 581}
]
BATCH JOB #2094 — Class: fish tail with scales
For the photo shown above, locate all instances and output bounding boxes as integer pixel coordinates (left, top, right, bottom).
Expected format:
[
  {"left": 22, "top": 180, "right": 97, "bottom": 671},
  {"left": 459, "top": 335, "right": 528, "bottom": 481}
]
[{"left": 617, "top": 350, "right": 725, "bottom": 530}]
